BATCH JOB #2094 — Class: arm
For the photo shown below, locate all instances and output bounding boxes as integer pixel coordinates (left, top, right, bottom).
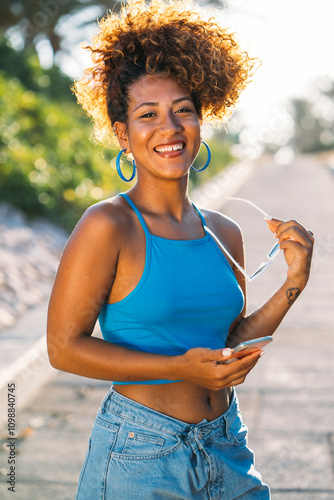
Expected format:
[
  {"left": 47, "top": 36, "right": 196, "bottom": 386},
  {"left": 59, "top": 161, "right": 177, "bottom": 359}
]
[
  {"left": 47, "top": 201, "right": 262, "bottom": 389},
  {"left": 227, "top": 217, "right": 314, "bottom": 347}
]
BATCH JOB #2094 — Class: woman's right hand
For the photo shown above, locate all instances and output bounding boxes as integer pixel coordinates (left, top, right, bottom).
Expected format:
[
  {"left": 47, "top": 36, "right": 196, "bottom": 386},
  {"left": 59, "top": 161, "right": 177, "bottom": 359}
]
[{"left": 176, "top": 347, "right": 263, "bottom": 391}]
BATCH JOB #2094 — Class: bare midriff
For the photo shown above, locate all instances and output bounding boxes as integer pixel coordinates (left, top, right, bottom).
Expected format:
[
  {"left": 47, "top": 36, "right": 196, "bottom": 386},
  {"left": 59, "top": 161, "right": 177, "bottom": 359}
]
[{"left": 115, "top": 382, "right": 233, "bottom": 424}]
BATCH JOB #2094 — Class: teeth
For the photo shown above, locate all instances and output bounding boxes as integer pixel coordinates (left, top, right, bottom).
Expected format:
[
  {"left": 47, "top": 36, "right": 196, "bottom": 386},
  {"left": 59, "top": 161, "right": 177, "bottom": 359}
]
[{"left": 155, "top": 143, "right": 184, "bottom": 153}]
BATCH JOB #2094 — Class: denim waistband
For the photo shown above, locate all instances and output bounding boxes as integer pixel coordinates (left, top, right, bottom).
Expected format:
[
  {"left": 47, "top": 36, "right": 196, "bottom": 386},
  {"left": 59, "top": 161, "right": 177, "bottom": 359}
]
[{"left": 99, "top": 387, "right": 238, "bottom": 444}]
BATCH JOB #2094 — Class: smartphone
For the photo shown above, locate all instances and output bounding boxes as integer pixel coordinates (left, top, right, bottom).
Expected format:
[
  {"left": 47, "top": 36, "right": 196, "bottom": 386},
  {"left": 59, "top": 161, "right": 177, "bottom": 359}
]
[{"left": 223, "top": 336, "right": 273, "bottom": 364}]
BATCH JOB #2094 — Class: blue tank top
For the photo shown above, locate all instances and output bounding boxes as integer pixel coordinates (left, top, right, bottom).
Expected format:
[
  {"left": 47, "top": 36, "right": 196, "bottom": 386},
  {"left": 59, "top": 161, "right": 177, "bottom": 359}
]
[{"left": 98, "top": 193, "right": 244, "bottom": 384}]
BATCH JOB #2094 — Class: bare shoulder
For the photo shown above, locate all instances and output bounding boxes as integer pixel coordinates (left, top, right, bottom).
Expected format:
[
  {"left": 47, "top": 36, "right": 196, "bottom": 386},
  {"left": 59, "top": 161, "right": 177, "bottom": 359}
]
[
  {"left": 52, "top": 194, "right": 135, "bottom": 300},
  {"left": 74, "top": 196, "right": 131, "bottom": 235},
  {"left": 56, "top": 194, "right": 137, "bottom": 273},
  {"left": 70, "top": 194, "right": 133, "bottom": 245},
  {"left": 200, "top": 207, "right": 243, "bottom": 248}
]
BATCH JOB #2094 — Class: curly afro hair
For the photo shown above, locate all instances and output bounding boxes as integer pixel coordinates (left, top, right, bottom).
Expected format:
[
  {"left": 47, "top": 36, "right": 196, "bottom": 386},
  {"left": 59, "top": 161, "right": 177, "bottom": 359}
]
[{"left": 72, "top": 0, "right": 257, "bottom": 147}]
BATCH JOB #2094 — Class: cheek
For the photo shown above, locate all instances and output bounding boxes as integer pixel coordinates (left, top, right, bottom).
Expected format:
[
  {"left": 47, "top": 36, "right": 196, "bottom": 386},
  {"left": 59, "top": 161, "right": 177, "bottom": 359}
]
[
  {"left": 191, "top": 123, "right": 202, "bottom": 148},
  {"left": 190, "top": 120, "right": 201, "bottom": 141},
  {"left": 128, "top": 124, "right": 153, "bottom": 151}
]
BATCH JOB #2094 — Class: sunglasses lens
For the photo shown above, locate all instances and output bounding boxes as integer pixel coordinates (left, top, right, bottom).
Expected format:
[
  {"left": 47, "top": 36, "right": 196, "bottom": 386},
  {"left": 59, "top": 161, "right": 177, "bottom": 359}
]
[
  {"left": 267, "top": 243, "right": 280, "bottom": 260},
  {"left": 250, "top": 261, "right": 269, "bottom": 281}
]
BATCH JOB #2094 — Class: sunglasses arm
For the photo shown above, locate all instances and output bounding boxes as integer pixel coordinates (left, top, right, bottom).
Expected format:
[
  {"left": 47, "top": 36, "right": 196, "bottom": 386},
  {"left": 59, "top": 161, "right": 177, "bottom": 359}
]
[{"left": 203, "top": 226, "right": 251, "bottom": 282}]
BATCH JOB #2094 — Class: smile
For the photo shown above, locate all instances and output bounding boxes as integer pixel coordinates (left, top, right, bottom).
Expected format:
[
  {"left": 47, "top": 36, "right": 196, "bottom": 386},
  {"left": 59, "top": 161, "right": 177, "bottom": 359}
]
[{"left": 154, "top": 143, "right": 185, "bottom": 153}]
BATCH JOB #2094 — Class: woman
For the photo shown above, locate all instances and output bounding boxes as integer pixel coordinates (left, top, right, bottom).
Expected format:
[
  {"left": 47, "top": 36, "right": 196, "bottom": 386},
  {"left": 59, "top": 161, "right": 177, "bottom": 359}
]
[{"left": 47, "top": 1, "right": 314, "bottom": 498}]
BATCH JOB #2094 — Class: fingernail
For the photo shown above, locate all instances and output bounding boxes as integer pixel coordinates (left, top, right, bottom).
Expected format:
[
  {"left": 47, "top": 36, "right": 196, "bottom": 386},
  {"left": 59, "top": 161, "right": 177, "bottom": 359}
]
[
  {"left": 259, "top": 351, "right": 265, "bottom": 357},
  {"left": 264, "top": 217, "right": 273, "bottom": 222},
  {"left": 222, "top": 348, "right": 231, "bottom": 356}
]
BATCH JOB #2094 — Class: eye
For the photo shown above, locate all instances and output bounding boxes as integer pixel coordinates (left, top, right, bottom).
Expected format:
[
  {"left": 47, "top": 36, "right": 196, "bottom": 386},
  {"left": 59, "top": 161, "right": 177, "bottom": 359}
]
[
  {"left": 139, "top": 112, "right": 156, "bottom": 119},
  {"left": 176, "top": 107, "right": 193, "bottom": 114}
]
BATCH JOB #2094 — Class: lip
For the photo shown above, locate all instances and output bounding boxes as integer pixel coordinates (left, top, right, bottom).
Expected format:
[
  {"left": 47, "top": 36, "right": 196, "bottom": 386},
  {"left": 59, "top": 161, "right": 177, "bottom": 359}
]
[{"left": 153, "top": 141, "right": 186, "bottom": 158}]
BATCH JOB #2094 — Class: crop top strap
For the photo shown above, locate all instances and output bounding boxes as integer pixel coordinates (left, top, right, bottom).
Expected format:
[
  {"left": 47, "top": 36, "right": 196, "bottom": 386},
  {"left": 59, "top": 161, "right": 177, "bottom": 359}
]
[
  {"left": 191, "top": 201, "right": 207, "bottom": 228},
  {"left": 118, "top": 193, "right": 151, "bottom": 237}
]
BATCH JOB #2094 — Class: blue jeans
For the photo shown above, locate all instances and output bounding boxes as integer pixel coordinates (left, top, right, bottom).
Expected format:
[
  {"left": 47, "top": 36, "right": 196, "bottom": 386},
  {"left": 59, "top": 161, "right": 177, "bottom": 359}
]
[{"left": 76, "top": 387, "right": 270, "bottom": 499}]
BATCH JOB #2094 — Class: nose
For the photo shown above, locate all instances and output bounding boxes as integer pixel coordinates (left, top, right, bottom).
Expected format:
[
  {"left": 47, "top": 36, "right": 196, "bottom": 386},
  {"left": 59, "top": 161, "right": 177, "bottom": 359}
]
[{"left": 159, "top": 111, "right": 182, "bottom": 136}]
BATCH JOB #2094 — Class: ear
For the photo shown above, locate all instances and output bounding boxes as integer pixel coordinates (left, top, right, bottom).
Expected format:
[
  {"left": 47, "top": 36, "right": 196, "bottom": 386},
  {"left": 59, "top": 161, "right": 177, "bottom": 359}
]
[{"left": 113, "top": 122, "right": 130, "bottom": 153}]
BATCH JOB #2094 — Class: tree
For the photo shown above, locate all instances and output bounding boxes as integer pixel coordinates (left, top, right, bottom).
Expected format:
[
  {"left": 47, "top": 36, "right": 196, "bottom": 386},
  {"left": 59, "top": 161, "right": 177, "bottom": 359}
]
[
  {"left": 0, "top": 0, "right": 119, "bottom": 61},
  {"left": 1, "top": 0, "right": 233, "bottom": 65},
  {"left": 0, "top": 35, "right": 124, "bottom": 230}
]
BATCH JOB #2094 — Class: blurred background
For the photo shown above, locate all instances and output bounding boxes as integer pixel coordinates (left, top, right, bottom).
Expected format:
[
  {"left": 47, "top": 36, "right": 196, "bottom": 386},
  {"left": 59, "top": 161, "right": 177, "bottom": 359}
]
[
  {"left": 1, "top": 1, "right": 334, "bottom": 498},
  {"left": 1, "top": 0, "right": 333, "bottom": 328},
  {"left": 1, "top": 0, "right": 334, "bottom": 231}
]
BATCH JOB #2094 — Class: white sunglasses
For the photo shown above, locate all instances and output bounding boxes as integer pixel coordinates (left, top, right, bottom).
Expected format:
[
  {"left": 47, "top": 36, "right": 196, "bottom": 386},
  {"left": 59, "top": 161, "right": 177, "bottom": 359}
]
[{"left": 204, "top": 197, "right": 280, "bottom": 282}]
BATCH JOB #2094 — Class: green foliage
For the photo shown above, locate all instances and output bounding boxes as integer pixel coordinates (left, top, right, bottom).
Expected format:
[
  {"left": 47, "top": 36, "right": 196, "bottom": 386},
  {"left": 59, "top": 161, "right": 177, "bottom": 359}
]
[
  {"left": 190, "top": 133, "right": 235, "bottom": 188},
  {"left": 0, "top": 37, "right": 235, "bottom": 231},
  {"left": 0, "top": 34, "right": 74, "bottom": 101},
  {"left": 0, "top": 38, "right": 125, "bottom": 231}
]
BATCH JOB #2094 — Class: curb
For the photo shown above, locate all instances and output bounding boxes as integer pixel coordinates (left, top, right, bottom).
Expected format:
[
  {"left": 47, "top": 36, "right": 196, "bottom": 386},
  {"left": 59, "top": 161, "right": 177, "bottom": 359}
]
[
  {"left": 0, "top": 336, "right": 56, "bottom": 427},
  {"left": 0, "top": 300, "right": 58, "bottom": 427}
]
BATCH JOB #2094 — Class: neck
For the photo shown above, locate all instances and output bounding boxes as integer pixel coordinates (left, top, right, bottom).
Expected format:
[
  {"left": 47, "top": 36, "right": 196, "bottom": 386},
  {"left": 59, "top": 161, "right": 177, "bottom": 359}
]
[{"left": 128, "top": 176, "right": 192, "bottom": 222}]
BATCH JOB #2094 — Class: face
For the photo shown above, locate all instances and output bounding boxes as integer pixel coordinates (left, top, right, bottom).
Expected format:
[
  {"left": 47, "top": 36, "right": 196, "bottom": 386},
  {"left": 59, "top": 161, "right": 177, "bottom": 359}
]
[{"left": 115, "top": 74, "right": 201, "bottom": 181}]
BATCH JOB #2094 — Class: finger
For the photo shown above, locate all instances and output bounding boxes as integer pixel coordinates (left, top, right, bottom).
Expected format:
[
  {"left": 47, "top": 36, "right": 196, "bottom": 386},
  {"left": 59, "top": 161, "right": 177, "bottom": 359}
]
[
  {"left": 235, "top": 350, "right": 263, "bottom": 367},
  {"left": 209, "top": 347, "right": 233, "bottom": 363},
  {"left": 225, "top": 355, "right": 262, "bottom": 387},
  {"left": 277, "top": 226, "right": 313, "bottom": 248},
  {"left": 275, "top": 220, "right": 314, "bottom": 243},
  {"left": 231, "top": 377, "right": 245, "bottom": 388},
  {"left": 232, "top": 373, "right": 255, "bottom": 387},
  {"left": 265, "top": 217, "right": 285, "bottom": 233},
  {"left": 279, "top": 239, "right": 312, "bottom": 261},
  {"left": 222, "top": 350, "right": 263, "bottom": 372},
  {"left": 216, "top": 346, "right": 264, "bottom": 366}
]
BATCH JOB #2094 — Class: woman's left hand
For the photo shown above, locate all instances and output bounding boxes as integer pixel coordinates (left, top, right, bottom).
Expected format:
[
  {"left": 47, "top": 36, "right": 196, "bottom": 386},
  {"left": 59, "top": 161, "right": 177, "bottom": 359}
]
[{"left": 266, "top": 218, "right": 314, "bottom": 288}]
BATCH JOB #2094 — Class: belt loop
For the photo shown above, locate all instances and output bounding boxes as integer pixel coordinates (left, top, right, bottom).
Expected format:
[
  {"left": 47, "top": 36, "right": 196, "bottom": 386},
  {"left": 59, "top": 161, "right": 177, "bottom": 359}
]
[{"left": 99, "top": 385, "right": 113, "bottom": 414}]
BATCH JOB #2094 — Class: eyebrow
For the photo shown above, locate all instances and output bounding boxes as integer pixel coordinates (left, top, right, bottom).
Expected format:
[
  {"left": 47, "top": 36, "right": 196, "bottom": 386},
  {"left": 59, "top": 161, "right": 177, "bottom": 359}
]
[{"left": 134, "top": 96, "right": 193, "bottom": 112}]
